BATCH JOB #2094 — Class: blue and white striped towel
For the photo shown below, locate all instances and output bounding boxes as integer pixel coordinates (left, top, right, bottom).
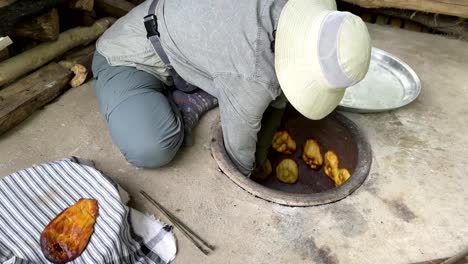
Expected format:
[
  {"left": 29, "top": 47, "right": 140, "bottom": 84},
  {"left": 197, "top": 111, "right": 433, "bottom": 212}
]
[{"left": 0, "top": 157, "right": 177, "bottom": 264}]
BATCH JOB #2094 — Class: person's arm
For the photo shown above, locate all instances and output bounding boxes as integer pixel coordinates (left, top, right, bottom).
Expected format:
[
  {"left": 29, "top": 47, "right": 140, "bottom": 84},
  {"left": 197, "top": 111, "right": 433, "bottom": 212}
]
[
  {"left": 214, "top": 75, "right": 276, "bottom": 176},
  {"left": 254, "top": 93, "right": 288, "bottom": 165}
]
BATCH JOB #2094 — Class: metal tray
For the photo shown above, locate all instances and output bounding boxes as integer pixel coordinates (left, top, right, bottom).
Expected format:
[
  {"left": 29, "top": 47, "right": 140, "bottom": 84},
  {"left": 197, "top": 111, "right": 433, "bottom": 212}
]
[{"left": 338, "top": 47, "right": 421, "bottom": 113}]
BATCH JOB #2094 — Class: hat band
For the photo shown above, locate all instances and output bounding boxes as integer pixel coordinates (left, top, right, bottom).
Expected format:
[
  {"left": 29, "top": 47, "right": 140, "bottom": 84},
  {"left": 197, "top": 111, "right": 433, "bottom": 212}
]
[{"left": 318, "top": 11, "right": 354, "bottom": 89}]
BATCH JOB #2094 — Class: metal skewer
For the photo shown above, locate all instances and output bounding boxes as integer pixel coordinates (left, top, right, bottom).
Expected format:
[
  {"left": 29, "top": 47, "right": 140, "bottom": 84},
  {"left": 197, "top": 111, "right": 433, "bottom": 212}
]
[{"left": 140, "top": 190, "right": 215, "bottom": 255}]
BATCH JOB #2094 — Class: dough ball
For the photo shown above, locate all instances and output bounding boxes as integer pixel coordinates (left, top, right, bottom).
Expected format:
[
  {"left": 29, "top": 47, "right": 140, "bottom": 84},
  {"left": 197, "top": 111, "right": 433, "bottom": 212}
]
[
  {"left": 324, "top": 151, "right": 351, "bottom": 186},
  {"left": 302, "top": 139, "right": 323, "bottom": 170},
  {"left": 272, "top": 131, "right": 296, "bottom": 154},
  {"left": 276, "top": 158, "right": 299, "bottom": 184}
]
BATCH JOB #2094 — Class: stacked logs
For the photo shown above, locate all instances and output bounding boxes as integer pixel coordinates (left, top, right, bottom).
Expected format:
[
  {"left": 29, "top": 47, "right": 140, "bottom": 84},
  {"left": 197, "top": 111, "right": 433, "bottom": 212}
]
[
  {"left": 337, "top": 0, "right": 468, "bottom": 40},
  {"left": 0, "top": 0, "right": 137, "bottom": 136}
]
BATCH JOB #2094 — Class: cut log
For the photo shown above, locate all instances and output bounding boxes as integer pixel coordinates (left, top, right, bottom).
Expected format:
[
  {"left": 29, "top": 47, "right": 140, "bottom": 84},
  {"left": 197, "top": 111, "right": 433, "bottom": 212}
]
[
  {"left": 0, "top": 44, "right": 96, "bottom": 135},
  {"left": 0, "top": 17, "right": 115, "bottom": 88},
  {"left": 13, "top": 8, "right": 60, "bottom": 42},
  {"left": 0, "top": 63, "right": 72, "bottom": 136},
  {"left": 340, "top": 0, "right": 468, "bottom": 19},
  {"left": 68, "top": 0, "right": 94, "bottom": 11},
  {"left": 0, "top": 48, "right": 8, "bottom": 62},
  {"left": 0, "top": 36, "right": 12, "bottom": 51},
  {"left": 0, "top": 0, "right": 65, "bottom": 36},
  {"left": 95, "top": 0, "right": 135, "bottom": 18}
]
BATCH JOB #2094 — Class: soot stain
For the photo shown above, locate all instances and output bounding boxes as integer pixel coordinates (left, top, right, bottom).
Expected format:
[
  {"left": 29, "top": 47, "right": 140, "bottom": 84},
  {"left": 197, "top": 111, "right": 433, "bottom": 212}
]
[
  {"left": 384, "top": 199, "right": 417, "bottom": 223},
  {"left": 329, "top": 204, "right": 368, "bottom": 237},
  {"left": 304, "top": 238, "right": 339, "bottom": 264},
  {"left": 364, "top": 172, "right": 381, "bottom": 195}
]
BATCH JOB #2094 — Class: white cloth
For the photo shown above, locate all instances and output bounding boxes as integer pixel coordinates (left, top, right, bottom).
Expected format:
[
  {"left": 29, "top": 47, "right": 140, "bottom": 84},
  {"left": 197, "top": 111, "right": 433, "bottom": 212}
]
[{"left": 0, "top": 157, "right": 177, "bottom": 264}]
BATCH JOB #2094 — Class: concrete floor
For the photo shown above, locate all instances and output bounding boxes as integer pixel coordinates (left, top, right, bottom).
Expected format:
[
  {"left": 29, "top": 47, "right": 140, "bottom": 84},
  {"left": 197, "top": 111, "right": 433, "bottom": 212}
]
[{"left": 1, "top": 24, "right": 468, "bottom": 264}]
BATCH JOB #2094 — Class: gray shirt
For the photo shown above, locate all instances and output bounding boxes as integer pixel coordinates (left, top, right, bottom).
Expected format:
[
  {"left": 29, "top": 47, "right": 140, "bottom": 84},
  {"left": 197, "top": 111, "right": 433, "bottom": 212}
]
[{"left": 97, "top": 0, "right": 287, "bottom": 175}]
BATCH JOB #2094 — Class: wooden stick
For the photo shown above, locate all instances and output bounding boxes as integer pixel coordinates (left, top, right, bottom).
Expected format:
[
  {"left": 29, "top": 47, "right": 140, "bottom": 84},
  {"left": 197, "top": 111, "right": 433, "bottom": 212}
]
[
  {"left": 140, "top": 191, "right": 215, "bottom": 255},
  {"left": 0, "top": 63, "right": 72, "bottom": 136},
  {"left": 95, "top": 0, "right": 135, "bottom": 18},
  {"left": 0, "top": 17, "right": 114, "bottom": 87},
  {"left": 340, "top": 0, "right": 468, "bottom": 19},
  {"left": 13, "top": 8, "right": 60, "bottom": 42}
]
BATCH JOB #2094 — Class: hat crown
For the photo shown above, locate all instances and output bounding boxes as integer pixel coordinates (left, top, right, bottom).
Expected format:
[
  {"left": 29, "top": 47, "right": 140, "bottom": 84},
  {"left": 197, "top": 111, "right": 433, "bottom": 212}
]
[{"left": 336, "top": 13, "right": 371, "bottom": 84}]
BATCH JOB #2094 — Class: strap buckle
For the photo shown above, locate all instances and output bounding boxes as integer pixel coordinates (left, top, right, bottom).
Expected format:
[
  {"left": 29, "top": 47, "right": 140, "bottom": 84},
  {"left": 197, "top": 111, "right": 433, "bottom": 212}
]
[{"left": 144, "top": 14, "right": 160, "bottom": 38}]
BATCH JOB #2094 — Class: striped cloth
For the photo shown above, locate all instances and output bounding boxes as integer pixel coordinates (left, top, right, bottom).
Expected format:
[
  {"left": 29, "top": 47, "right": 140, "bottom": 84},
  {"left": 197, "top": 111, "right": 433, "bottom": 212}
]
[{"left": 0, "top": 157, "right": 177, "bottom": 264}]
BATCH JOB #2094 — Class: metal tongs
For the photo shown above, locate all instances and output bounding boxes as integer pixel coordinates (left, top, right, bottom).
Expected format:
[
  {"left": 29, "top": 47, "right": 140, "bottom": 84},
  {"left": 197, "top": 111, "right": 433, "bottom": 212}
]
[{"left": 140, "top": 190, "right": 216, "bottom": 255}]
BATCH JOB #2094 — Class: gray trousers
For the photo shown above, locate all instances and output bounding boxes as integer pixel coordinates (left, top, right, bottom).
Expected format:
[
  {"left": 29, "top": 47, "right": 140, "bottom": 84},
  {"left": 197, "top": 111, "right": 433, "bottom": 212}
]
[{"left": 92, "top": 52, "right": 184, "bottom": 168}]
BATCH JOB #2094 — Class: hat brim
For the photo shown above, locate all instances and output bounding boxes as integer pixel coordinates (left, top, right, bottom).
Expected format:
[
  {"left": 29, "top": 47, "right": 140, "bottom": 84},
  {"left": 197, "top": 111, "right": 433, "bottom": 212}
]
[{"left": 274, "top": 0, "right": 342, "bottom": 120}]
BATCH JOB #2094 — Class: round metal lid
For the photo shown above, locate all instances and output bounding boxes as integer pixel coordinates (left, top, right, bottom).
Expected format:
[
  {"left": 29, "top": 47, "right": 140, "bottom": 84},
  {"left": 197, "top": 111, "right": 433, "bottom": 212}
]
[{"left": 338, "top": 47, "right": 421, "bottom": 113}]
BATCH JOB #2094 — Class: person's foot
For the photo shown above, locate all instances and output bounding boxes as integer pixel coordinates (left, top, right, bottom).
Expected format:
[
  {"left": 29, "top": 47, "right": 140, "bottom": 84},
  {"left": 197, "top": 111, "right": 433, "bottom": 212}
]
[{"left": 172, "top": 90, "right": 218, "bottom": 146}]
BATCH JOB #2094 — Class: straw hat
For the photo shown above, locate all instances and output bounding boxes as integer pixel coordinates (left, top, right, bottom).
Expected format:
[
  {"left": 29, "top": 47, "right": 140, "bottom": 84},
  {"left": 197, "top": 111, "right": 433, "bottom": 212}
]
[{"left": 275, "top": 0, "right": 371, "bottom": 119}]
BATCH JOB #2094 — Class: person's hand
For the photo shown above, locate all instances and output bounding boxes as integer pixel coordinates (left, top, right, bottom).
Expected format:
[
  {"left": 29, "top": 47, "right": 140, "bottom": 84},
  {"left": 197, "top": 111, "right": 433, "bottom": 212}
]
[
  {"left": 251, "top": 159, "right": 272, "bottom": 180},
  {"left": 272, "top": 131, "right": 296, "bottom": 154},
  {"left": 302, "top": 139, "right": 323, "bottom": 170}
]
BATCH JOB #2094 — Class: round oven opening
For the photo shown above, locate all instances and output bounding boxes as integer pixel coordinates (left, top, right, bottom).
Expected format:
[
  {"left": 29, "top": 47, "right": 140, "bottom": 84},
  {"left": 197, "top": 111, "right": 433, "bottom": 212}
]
[{"left": 211, "top": 108, "right": 372, "bottom": 207}]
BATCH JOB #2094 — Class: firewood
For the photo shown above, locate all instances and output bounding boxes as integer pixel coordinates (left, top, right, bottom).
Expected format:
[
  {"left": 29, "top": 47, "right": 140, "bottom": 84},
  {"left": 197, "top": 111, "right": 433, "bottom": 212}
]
[
  {"left": 68, "top": 0, "right": 94, "bottom": 11},
  {"left": 59, "top": 8, "right": 97, "bottom": 30},
  {"left": 0, "top": 17, "right": 115, "bottom": 88},
  {"left": 95, "top": 0, "right": 135, "bottom": 18},
  {"left": 0, "top": 36, "right": 12, "bottom": 51},
  {"left": 0, "top": 63, "right": 72, "bottom": 136},
  {"left": 13, "top": 8, "right": 60, "bottom": 42},
  {"left": 340, "top": 0, "right": 468, "bottom": 19},
  {"left": 0, "top": 0, "right": 65, "bottom": 36},
  {"left": 0, "top": 0, "right": 16, "bottom": 8},
  {"left": 0, "top": 48, "right": 8, "bottom": 62},
  {"left": 0, "top": 44, "right": 97, "bottom": 135}
]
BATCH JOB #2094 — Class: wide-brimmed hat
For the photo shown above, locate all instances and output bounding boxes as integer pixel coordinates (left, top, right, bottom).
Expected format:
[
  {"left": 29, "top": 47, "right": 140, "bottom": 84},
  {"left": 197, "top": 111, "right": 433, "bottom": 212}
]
[{"left": 275, "top": 0, "right": 371, "bottom": 119}]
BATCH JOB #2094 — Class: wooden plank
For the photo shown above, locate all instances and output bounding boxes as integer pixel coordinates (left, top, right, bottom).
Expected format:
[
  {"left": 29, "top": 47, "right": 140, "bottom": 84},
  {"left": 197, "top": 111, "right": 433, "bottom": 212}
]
[
  {"left": 13, "top": 8, "right": 60, "bottom": 42},
  {"left": 341, "top": 0, "right": 468, "bottom": 19},
  {"left": 95, "top": 0, "right": 135, "bottom": 17},
  {"left": 0, "top": 63, "right": 72, "bottom": 136}
]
